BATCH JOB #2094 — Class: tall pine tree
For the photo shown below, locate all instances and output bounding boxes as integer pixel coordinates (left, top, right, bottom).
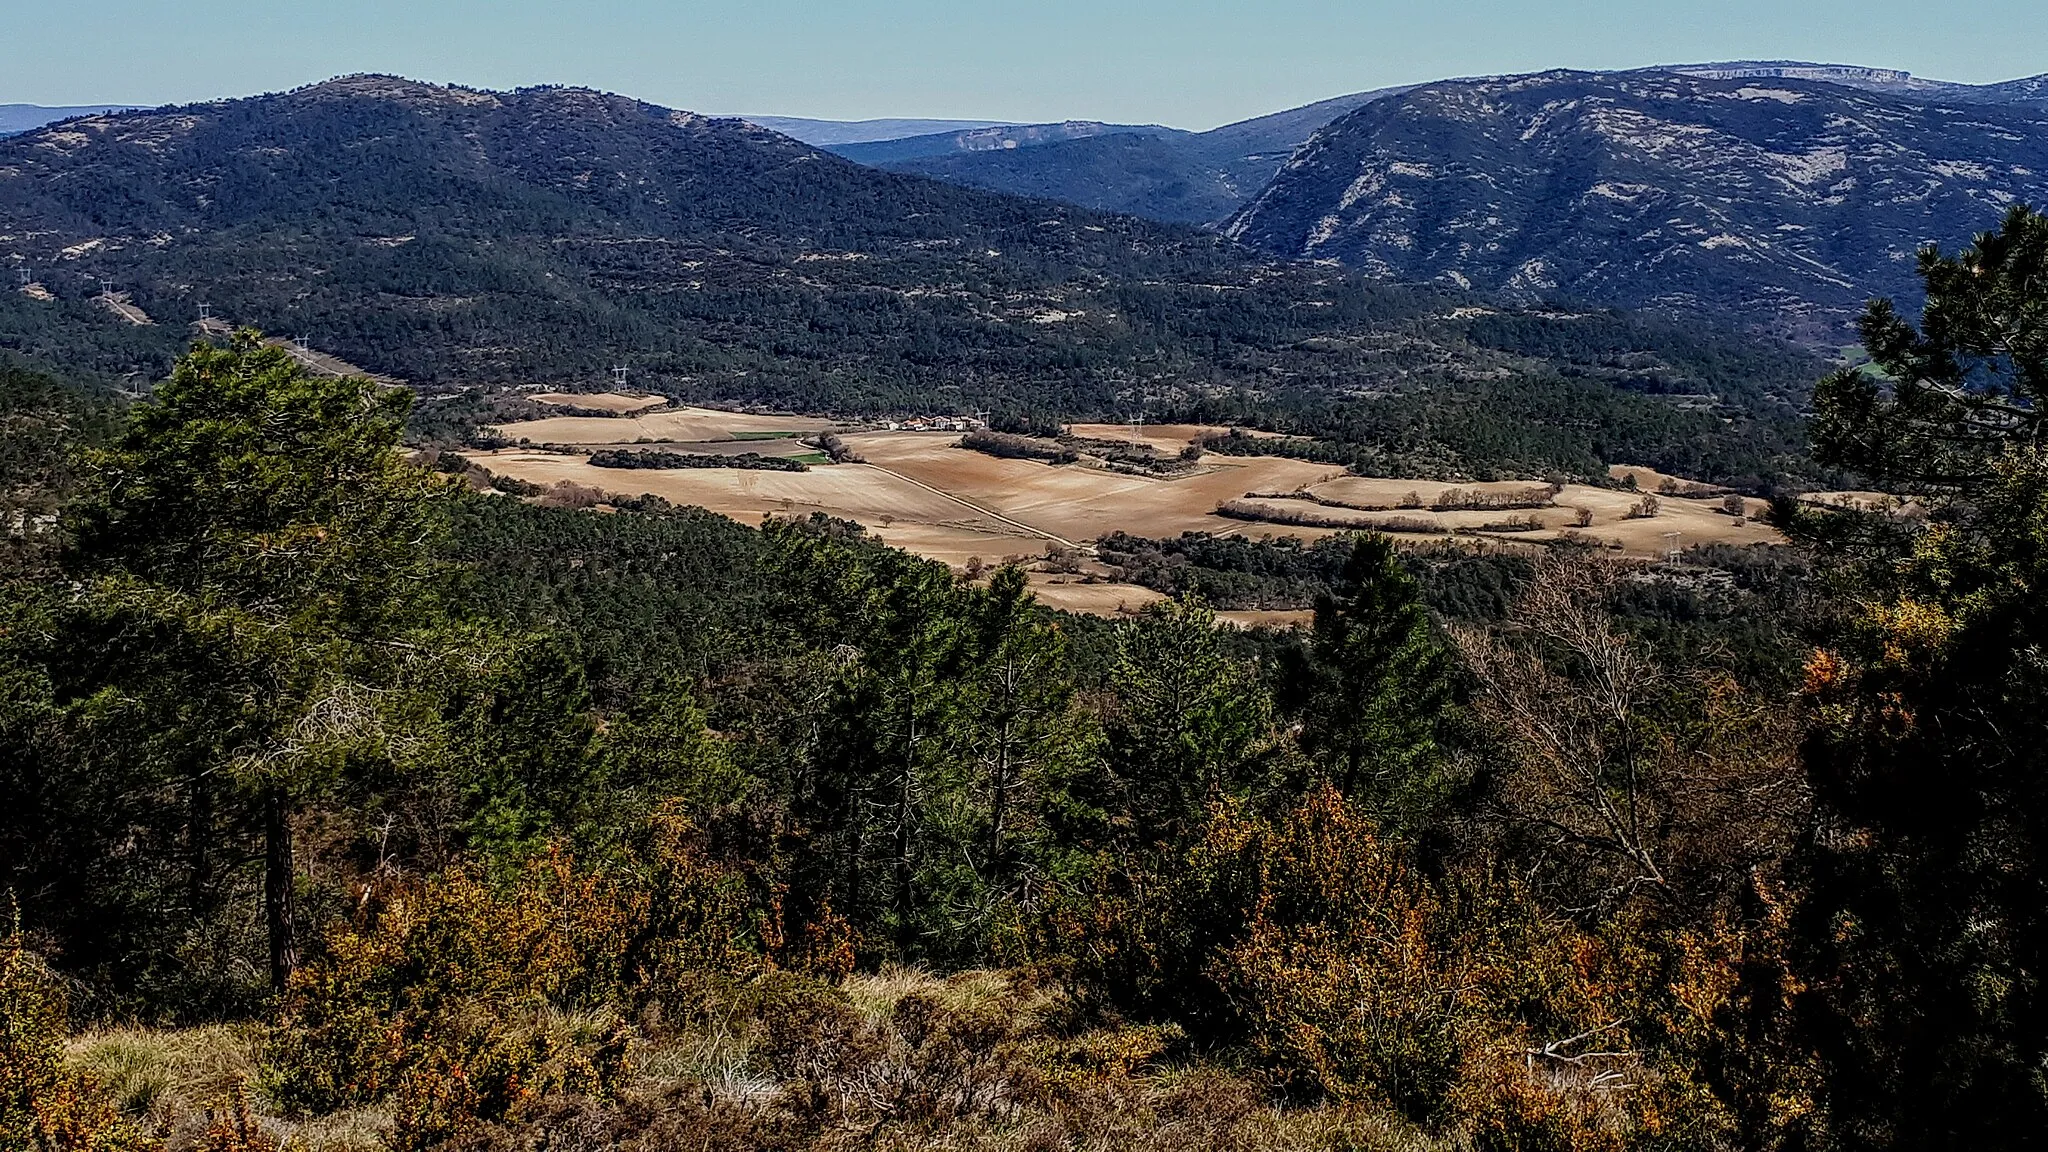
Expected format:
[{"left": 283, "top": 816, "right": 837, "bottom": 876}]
[{"left": 1790, "top": 206, "right": 2048, "bottom": 1148}]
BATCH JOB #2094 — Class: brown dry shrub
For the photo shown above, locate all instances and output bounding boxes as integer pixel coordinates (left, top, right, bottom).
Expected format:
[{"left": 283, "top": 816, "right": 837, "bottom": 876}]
[
  {"left": 1454, "top": 1050, "right": 1635, "bottom": 1152},
  {"left": 537, "top": 481, "right": 607, "bottom": 510},
  {"left": 0, "top": 916, "right": 160, "bottom": 1152},
  {"left": 264, "top": 806, "right": 786, "bottom": 1149},
  {"left": 737, "top": 967, "right": 1040, "bottom": 1134},
  {"left": 1452, "top": 555, "right": 1806, "bottom": 915},
  {"left": 433, "top": 1090, "right": 794, "bottom": 1152},
  {"left": 1210, "top": 787, "right": 1471, "bottom": 1119},
  {"left": 1049, "top": 782, "right": 1764, "bottom": 1148},
  {"left": 193, "top": 1085, "right": 279, "bottom": 1152}
]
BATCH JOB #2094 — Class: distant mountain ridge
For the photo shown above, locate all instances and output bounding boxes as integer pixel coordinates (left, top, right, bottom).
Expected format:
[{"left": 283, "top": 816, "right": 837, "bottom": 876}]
[
  {"left": 1222, "top": 69, "right": 2048, "bottom": 337},
  {"left": 858, "top": 87, "right": 1416, "bottom": 223},
  {"left": 1663, "top": 61, "right": 2048, "bottom": 107},
  {"left": 0, "top": 103, "right": 141, "bottom": 136},
  {"left": 0, "top": 74, "right": 1239, "bottom": 392},
  {"left": 822, "top": 62, "right": 2048, "bottom": 233},
  {"left": 739, "top": 115, "right": 1019, "bottom": 146},
  {"left": 0, "top": 74, "right": 1823, "bottom": 483},
  {"left": 829, "top": 120, "right": 1181, "bottom": 165}
]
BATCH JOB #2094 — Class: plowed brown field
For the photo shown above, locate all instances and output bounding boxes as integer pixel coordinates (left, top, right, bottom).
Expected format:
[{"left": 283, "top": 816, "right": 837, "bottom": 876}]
[
  {"left": 466, "top": 431, "right": 1784, "bottom": 622},
  {"left": 530, "top": 391, "right": 667, "bottom": 413},
  {"left": 843, "top": 432, "right": 1347, "bottom": 543}
]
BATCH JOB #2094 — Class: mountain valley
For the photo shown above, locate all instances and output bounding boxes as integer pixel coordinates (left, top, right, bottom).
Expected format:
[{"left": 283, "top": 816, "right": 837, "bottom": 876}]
[
  {"left": 771, "top": 63, "right": 2048, "bottom": 335},
  {"left": 0, "top": 74, "right": 1822, "bottom": 484},
  {"left": 11, "top": 30, "right": 2048, "bottom": 1152}
]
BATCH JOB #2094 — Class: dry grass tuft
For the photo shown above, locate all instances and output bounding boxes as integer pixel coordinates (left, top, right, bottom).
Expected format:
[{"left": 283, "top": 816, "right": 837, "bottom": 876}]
[
  {"left": 55, "top": 971, "right": 1457, "bottom": 1152},
  {"left": 276, "top": 1107, "right": 395, "bottom": 1152},
  {"left": 67, "top": 1025, "right": 259, "bottom": 1127},
  {"left": 843, "top": 965, "right": 1026, "bottom": 1024}
]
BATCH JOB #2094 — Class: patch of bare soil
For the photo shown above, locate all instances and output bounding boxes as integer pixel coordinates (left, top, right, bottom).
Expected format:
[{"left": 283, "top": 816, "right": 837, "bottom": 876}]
[{"left": 96, "top": 292, "right": 152, "bottom": 325}]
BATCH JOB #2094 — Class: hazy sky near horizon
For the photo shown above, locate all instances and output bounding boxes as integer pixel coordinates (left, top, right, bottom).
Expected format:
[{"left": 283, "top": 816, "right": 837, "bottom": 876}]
[{"left": 7, "top": 0, "right": 2047, "bottom": 129}]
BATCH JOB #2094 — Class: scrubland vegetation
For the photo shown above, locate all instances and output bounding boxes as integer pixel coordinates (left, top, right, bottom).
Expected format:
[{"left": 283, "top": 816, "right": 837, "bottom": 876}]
[{"left": 5, "top": 211, "right": 2048, "bottom": 1152}]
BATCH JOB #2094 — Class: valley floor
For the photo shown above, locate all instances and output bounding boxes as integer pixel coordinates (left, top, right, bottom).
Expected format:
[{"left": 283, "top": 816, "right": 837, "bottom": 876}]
[{"left": 471, "top": 407, "right": 1783, "bottom": 618}]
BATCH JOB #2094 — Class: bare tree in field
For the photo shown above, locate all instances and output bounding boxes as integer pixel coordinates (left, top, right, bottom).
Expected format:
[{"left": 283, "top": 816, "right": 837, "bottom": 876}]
[{"left": 1453, "top": 555, "right": 1804, "bottom": 916}]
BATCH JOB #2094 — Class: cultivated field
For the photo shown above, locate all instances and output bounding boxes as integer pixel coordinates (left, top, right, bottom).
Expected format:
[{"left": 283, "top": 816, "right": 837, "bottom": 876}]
[
  {"left": 529, "top": 391, "right": 668, "bottom": 413},
  {"left": 1800, "top": 489, "right": 1925, "bottom": 515},
  {"left": 465, "top": 449, "right": 1046, "bottom": 565},
  {"left": 603, "top": 438, "right": 822, "bottom": 460},
  {"left": 1026, "top": 573, "right": 1166, "bottom": 617},
  {"left": 1238, "top": 473, "right": 1783, "bottom": 555},
  {"left": 468, "top": 423, "right": 1785, "bottom": 621},
  {"left": 844, "top": 432, "right": 1347, "bottom": 543},
  {"left": 489, "top": 406, "right": 840, "bottom": 445}
]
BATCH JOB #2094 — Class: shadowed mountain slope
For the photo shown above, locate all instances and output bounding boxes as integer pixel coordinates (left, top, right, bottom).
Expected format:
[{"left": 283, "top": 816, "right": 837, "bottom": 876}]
[
  {"left": 862, "top": 88, "right": 1413, "bottom": 224},
  {"left": 740, "top": 114, "right": 1020, "bottom": 146},
  {"left": 0, "top": 103, "right": 141, "bottom": 136},
  {"left": 1223, "top": 70, "right": 2048, "bottom": 337}
]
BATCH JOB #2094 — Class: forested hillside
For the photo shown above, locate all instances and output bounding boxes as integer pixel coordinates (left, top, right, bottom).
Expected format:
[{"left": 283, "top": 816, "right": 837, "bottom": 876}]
[
  {"left": 7, "top": 209, "right": 2048, "bottom": 1150},
  {"left": 866, "top": 87, "right": 1406, "bottom": 225},
  {"left": 826, "top": 120, "right": 1180, "bottom": 166},
  {"left": 0, "top": 75, "right": 1824, "bottom": 483},
  {"left": 0, "top": 104, "right": 141, "bottom": 136}
]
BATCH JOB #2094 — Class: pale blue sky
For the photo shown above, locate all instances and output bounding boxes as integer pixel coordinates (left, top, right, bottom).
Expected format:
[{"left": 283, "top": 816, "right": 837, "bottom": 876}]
[{"left": 6, "top": 0, "right": 2046, "bottom": 129}]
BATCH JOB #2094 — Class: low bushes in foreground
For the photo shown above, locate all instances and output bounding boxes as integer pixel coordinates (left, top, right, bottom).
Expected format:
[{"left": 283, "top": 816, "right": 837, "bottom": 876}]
[{"left": 15, "top": 790, "right": 1762, "bottom": 1152}]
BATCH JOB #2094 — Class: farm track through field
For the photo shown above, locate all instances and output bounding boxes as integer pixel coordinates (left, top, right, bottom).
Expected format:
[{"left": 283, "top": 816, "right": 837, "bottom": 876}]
[{"left": 854, "top": 463, "right": 1079, "bottom": 548}]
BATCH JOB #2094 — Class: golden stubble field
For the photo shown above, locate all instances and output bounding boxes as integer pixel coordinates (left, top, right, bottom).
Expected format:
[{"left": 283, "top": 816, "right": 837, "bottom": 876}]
[
  {"left": 464, "top": 449, "right": 1047, "bottom": 566},
  {"left": 490, "top": 405, "right": 839, "bottom": 445},
  {"left": 1236, "top": 473, "right": 1783, "bottom": 554},
  {"left": 466, "top": 422, "right": 1784, "bottom": 622},
  {"left": 528, "top": 391, "right": 669, "bottom": 413}
]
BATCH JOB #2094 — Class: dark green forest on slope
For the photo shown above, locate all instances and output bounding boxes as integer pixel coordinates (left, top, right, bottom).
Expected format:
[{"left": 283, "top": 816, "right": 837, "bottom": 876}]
[
  {"left": 5, "top": 208, "right": 2048, "bottom": 1151},
  {"left": 0, "top": 76, "right": 1824, "bottom": 484}
]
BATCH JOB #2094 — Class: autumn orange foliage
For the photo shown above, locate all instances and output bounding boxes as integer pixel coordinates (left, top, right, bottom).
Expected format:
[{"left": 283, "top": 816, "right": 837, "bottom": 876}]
[{"left": 1, "top": 911, "right": 160, "bottom": 1152}]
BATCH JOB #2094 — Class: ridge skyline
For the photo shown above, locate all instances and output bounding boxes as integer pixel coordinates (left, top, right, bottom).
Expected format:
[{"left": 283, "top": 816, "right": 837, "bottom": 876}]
[{"left": 8, "top": 58, "right": 2046, "bottom": 145}]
